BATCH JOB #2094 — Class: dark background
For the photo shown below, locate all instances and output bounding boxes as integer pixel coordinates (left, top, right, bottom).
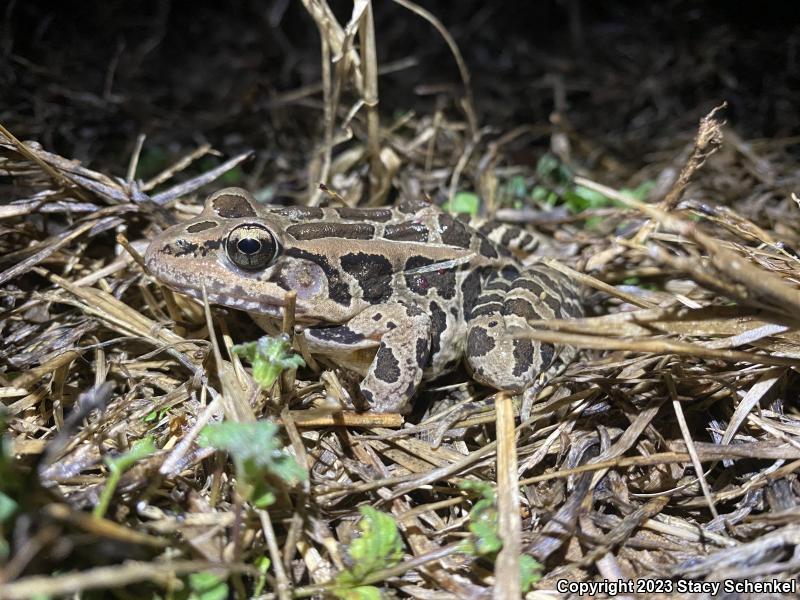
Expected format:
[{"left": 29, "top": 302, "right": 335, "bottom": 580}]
[{"left": 2, "top": 0, "right": 798, "bottom": 178}]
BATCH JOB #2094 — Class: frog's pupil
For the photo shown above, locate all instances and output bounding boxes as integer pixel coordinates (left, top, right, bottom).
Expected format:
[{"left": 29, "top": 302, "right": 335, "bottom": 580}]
[{"left": 238, "top": 238, "right": 261, "bottom": 255}]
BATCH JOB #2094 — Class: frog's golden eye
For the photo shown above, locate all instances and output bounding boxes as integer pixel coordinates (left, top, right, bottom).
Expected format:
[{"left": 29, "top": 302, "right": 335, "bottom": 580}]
[{"left": 226, "top": 224, "right": 279, "bottom": 270}]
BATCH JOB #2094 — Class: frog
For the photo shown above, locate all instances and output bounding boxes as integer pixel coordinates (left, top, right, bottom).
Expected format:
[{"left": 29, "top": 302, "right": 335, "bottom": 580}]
[{"left": 144, "top": 187, "right": 582, "bottom": 414}]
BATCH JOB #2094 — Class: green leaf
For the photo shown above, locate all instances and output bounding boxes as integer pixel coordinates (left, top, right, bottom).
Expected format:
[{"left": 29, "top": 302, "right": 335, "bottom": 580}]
[
  {"left": 520, "top": 555, "right": 542, "bottom": 592},
  {"left": 458, "top": 480, "right": 503, "bottom": 555},
  {"left": 233, "top": 335, "right": 305, "bottom": 389},
  {"left": 584, "top": 216, "right": 605, "bottom": 230},
  {"left": 332, "top": 585, "right": 383, "bottom": 600},
  {"left": 444, "top": 191, "right": 480, "bottom": 216},
  {"left": 347, "top": 506, "right": 405, "bottom": 580},
  {"left": 506, "top": 175, "right": 528, "bottom": 199},
  {"left": 0, "top": 448, "right": 17, "bottom": 495},
  {"left": 144, "top": 409, "right": 168, "bottom": 423},
  {"left": 187, "top": 571, "right": 229, "bottom": 600},
  {"left": 564, "top": 185, "right": 614, "bottom": 212},
  {"left": 199, "top": 421, "right": 306, "bottom": 506},
  {"left": 458, "top": 479, "right": 495, "bottom": 502},
  {"left": 535, "top": 153, "right": 560, "bottom": 180},
  {"left": 135, "top": 146, "right": 169, "bottom": 180},
  {"left": 0, "top": 491, "right": 17, "bottom": 522},
  {"left": 220, "top": 166, "right": 243, "bottom": 186},
  {"left": 93, "top": 437, "right": 157, "bottom": 518},
  {"left": 104, "top": 437, "right": 158, "bottom": 473},
  {"left": 468, "top": 498, "right": 502, "bottom": 555},
  {"left": 621, "top": 180, "right": 656, "bottom": 201},
  {"left": 530, "top": 185, "right": 550, "bottom": 202},
  {"left": 334, "top": 506, "right": 405, "bottom": 595},
  {"left": 253, "top": 555, "right": 272, "bottom": 596}
]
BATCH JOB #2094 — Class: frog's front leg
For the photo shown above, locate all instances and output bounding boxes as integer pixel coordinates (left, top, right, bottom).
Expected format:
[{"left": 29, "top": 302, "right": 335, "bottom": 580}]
[{"left": 304, "top": 303, "right": 432, "bottom": 414}]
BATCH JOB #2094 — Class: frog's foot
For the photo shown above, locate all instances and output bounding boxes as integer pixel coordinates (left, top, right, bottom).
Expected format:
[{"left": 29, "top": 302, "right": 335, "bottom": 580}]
[
  {"left": 465, "top": 265, "right": 582, "bottom": 390},
  {"left": 304, "top": 303, "right": 431, "bottom": 414}
]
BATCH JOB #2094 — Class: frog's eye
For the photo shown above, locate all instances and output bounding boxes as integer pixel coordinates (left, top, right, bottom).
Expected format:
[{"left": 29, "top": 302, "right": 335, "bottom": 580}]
[{"left": 226, "top": 224, "right": 279, "bottom": 270}]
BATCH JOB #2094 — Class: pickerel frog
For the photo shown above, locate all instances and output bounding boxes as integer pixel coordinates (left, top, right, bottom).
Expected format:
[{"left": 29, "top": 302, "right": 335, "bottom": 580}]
[{"left": 145, "top": 188, "right": 582, "bottom": 413}]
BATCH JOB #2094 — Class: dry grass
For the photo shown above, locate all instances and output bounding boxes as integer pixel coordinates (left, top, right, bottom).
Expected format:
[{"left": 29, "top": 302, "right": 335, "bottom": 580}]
[{"left": 2, "top": 2, "right": 800, "bottom": 598}]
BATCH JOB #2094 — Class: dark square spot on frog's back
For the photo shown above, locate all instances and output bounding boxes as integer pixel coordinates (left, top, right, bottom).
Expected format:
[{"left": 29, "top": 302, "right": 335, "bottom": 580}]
[
  {"left": 478, "top": 237, "right": 499, "bottom": 258},
  {"left": 340, "top": 252, "right": 394, "bottom": 303},
  {"left": 404, "top": 255, "right": 456, "bottom": 299},
  {"left": 438, "top": 214, "right": 472, "bottom": 248}
]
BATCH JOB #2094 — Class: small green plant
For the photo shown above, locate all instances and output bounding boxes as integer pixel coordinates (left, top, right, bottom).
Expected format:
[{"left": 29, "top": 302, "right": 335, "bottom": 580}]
[
  {"left": 505, "top": 175, "right": 529, "bottom": 200},
  {"left": 185, "top": 571, "right": 229, "bottom": 600},
  {"left": 0, "top": 413, "right": 18, "bottom": 560},
  {"left": 532, "top": 153, "right": 655, "bottom": 226},
  {"left": 196, "top": 156, "right": 244, "bottom": 186},
  {"left": 94, "top": 436, "right": 158, "bottom": 518},
  {"left": 198, "top": 421, "right": 306, "bottom": 508},
  {"left": 458, "top": 481, "right": 542, "bottom": 593},
  {"left": 443, "top": 191, "right": 480, "bottom": 216},
  {"left": 332, "top": 506, "right": 406, "bottom": 599},
  {"left": 144, "top": 408, "right": 170, "bottom": 423},
  {"left": 232, "top": 334, "right": 305, "bottom": 389},
  {"left": 134, "top": 146, "right": 170, "bottom": 180},
  {"left": 252, "top": 555, "right": 272, "bottom": 596}
]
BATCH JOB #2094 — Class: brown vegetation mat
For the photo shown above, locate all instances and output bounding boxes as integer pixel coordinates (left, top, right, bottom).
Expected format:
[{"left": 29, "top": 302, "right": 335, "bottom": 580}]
[{"left": 2, "top": 2, "right": 799, "bottom": 598}]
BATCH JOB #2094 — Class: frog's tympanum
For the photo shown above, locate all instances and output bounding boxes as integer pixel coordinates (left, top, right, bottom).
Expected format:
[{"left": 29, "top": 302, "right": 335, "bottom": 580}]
[{"left": 145, "top": 187, "right": 582, "bottom": 413}]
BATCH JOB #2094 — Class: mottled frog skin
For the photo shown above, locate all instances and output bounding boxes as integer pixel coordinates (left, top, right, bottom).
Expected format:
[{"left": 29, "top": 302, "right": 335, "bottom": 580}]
[{"left": 145, "top": 188, "right": 582, "bottom": 413}]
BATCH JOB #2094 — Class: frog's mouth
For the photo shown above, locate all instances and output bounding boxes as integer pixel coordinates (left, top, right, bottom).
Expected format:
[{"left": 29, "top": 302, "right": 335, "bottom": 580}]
[
  {"left": 182, "top": 284, "right": 285, "bottom": 318},
  {"left": 144, "top": 245, "right": 288, "bottom": 318}
]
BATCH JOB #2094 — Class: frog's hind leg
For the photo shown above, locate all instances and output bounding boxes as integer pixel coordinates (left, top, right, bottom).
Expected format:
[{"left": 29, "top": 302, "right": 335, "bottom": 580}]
[
  {"left": 465, "top": 265, "right": 581, "bottom": 391},
  {"left": 304, "top": 303, "right": 431, "bottom": 414}
]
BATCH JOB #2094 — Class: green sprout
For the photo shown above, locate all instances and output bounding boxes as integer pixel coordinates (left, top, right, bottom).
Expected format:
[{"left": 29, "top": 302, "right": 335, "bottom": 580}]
[
  {"left": 185, "top": 571, "right": 229, "bottom": 600},
  {"left": 94, "top": 436, "right": 158, "bottom": 518},
  {"left": 252, "top": 555, "right": 272, "bottom": 596},
  {"left": 232, "top": 335, "right": 305, "bottom": 389},
  {"left": 443, "top": 191, "right": 480, "bottom": 216},
  {"left": 198, "top": 421, "right": 306, "bottom": 508},
  {"left": 458, "top": 481, "right": 542, "bottom": 593},
  {"left": 0, "top": 413, "right": 18, "bottom": 560},
  {"left": 333, "top": 506, "right": 406, "bottom": 599},
  {"left": 533, "top": 153, "right": 656, "bottom": 226}
]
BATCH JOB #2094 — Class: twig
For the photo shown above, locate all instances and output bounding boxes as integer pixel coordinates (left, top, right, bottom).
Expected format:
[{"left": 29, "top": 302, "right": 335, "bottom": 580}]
[
  {"left": 494, "top": 393, "right": 521, "bottom": 600},
  {"left": 390, "top": 0, "right": 478, "bottom": 137}
]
